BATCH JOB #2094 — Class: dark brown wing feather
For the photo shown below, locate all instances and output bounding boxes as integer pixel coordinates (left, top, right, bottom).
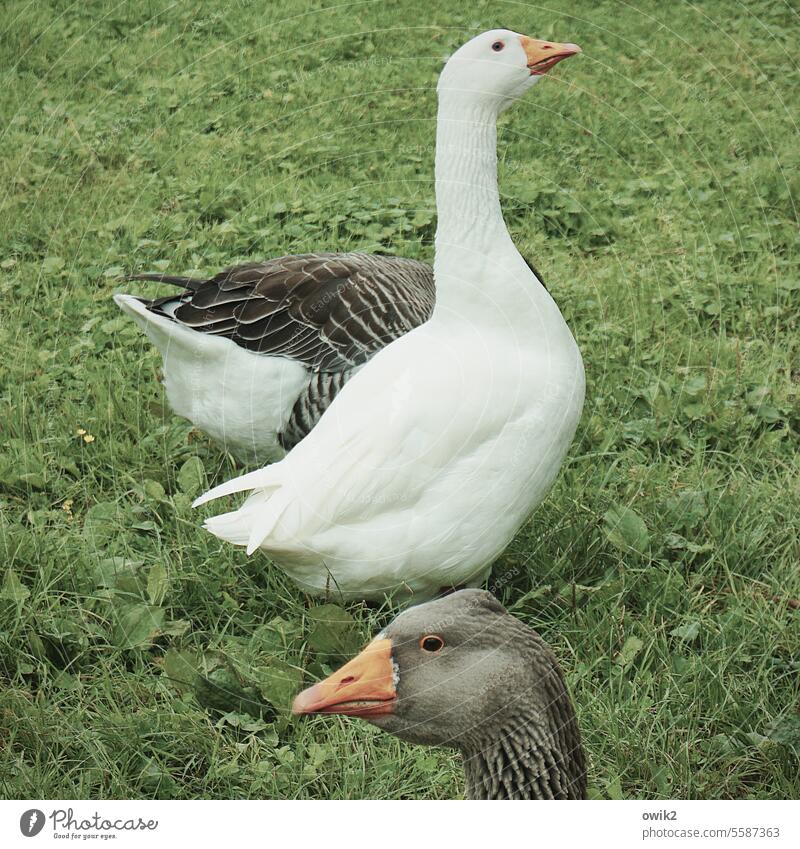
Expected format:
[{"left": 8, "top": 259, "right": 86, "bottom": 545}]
[{"left": 144, "top": 252, "right": 434, "bottom": 373}]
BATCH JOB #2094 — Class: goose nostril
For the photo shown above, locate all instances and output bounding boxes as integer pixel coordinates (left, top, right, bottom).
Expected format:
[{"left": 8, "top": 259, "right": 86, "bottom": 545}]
[
  {"left": 542, "top": 45, "right": 553, "bottom": 50},
  {"left": 340, "top": 675, "right": 356, "bottom": 685}
]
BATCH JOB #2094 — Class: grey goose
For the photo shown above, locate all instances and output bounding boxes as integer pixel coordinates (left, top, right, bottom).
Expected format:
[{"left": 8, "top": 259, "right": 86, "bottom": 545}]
[{"left": 293, "top": 589, "right": 587, "bottom": 800}]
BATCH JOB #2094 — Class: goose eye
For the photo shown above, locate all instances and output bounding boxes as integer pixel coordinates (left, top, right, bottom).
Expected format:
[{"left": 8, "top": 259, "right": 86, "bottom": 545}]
[
  {"left": 491, "top": 41, "right": 505, "bottom": 52},
  {"left": 420, "top": 635, "right": 445, "bottom": 652}
]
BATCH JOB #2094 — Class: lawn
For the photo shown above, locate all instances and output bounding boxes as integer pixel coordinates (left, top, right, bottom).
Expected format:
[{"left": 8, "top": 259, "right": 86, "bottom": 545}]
[{"left": 0, "top": 0, "right": 798, "bottom": 800}]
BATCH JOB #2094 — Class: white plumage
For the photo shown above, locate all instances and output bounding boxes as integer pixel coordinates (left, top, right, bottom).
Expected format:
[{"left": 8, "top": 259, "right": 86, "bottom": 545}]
[
  {"left": 195, "top": 29, "right": 585, "bottom": 601},
  {"left": 115, "top": 293, "right": 308, "bottom": 461}
]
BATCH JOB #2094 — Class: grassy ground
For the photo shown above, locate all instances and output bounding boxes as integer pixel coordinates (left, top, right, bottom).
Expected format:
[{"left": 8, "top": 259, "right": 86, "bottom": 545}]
[{"left": 1, "top": 0, "right": 798, "bottom": 800}]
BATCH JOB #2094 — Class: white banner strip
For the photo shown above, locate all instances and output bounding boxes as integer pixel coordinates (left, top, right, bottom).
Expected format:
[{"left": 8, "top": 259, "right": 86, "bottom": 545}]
[{"left": 1, "top": 800, "right": 797, "bottom": 849}]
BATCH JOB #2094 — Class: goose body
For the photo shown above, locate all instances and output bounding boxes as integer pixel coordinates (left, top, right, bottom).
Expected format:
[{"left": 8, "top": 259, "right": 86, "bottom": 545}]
[
  {"left": 293, "top": 589, "right": 587, "bottom": 800},
  {"left": 195, "top": 30, "right": 585, "bottom": 601},
  {"left": 116, "top": 252, "right": 434, "bottom": 463}
]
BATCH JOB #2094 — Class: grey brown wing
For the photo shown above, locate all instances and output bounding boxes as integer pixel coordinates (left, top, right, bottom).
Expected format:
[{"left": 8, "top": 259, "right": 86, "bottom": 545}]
[
  {"left": 147, "top": 252, "right": 434, "bottom": 373},
  {"left": 318, "top": 255, "right": 434, "bottom": 366}
]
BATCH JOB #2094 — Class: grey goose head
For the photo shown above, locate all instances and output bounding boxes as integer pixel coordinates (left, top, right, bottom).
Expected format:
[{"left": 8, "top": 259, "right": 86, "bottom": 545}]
[{"left": 293, "top": 589, "right": 586, "bottom": 800}]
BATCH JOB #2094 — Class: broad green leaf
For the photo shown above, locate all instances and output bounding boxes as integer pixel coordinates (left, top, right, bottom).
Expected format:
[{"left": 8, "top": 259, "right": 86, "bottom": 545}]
[
  {"left": 112, "top": 603, "right": 165, "bottom": 649},
  {"left": 195, "top": 665, "right": 264, "bottom": 717},
  {"left": 1, "top": 570, "right": 30, "bottom": 603},
  {"left": 17, "top": 472, "right": 45, "bottom": 490},
  {"left": 177, "top": 456, "right": 205, "bottom": 497},
  {"left": 765, "top": 715, "right": 800, "bottom": 746},
  {"left": 42, "top": 256, "right": 64, "bottom": 274},
  {"left": 683, "top": 375, "right": 707, "bottom": 396},
  {"left": 160, "top": 619, "right": 190, "bottom": 637},
  {"left": 603, "top": 505, "right": 650, "bottom": 555},
  {"left": 615, "top": 635, "right": 644, "bottom": 670},
  {"left": 171, "top": 493, "right": 192, "bottom": 514},
  {"left": 219, "top": 712, "right": 270, "bottom": 732},
  {"left": 143, "top": 479, "right": 166, "bottom": 501},
  {"left": 162, "top": 648, "right": 200, "bottom": 690},
  {"left": 100, "top": 317, "right": 128, "bottom": 335},
  {"left": 746, "top": 386, "right": 770, "bottom": 408},
  {"left": 94, "top": 557, "right": 146, "bottom": 598},
  {"left": 28, "top": 633, "right": 47, "bottom": 661},
  {"left": 648, "top": 762, "right": 672, "bottom": 796},
  {"left": 250, "top": 617, "right": 302, "bottom": 655},
  {"left": 756, "top": 405, "right": 782, "bottom": 423},
  {"left": 52, "top": 671, "right": 80, "bottom": 691},
  {"left": 83, "top": 501, "right": 125, "bottom": 547},
  {"left": 147, "top": 563, "right": 169, "bottom": 605},
  {"left": 306, "top": 604, "right": 359, "bottom": 656},
  {"left": 606, "top": 776, "right": 625, "bottom": 800},
  {"left": 670, "top": 621, "right": 701, "bottom": 642},
  {"left": 665, "top": 490, "right": 707, "bottom": 531},
  {"left": 664, "top": 533, "right": 713, "bottom": 555},
  {"left": 138, "top": 757, "right": 177, "bottom": 796},
  {"left": 257, "top": 660, "right": 303, "bottom": 711}
]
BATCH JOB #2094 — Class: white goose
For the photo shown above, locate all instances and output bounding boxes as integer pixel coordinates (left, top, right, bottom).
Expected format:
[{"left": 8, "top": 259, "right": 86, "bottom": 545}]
[{"left": 195, "top": 29, "right": 585, "bottom": 602}]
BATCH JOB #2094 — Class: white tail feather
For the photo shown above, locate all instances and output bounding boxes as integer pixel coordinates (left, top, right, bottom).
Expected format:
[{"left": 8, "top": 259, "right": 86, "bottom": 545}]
[
  {"left": 246, "top": 488, "right": 293, "bottom": 554},
  {"left": 114, "top": 294, "right": 179, "bottom": 351},
  {"left": 193, "top": 467, "right": 279, "bottom": 508},
  {"left": 203, "top": 489, "right": 293, "bottom": 553},
  {"left": 203, "top": 509, "right": 254, "bottom": 547},
  {"left": 114, "top": 293, "right": 219, "bottom": 359}
]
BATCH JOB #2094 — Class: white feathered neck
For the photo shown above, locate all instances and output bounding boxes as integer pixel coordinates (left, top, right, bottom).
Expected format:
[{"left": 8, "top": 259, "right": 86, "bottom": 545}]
[{"left": 432, "top": 91, "right": 562, "bottom": 333}]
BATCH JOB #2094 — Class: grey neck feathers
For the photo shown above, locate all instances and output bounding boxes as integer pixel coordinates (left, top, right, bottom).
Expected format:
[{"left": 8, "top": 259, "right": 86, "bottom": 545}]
[
  {"left": 461, "top": 709, "right": 586, "bottom": 800},
  {"left": 460, "top": 634, "right": 587, "bottom": 800}
]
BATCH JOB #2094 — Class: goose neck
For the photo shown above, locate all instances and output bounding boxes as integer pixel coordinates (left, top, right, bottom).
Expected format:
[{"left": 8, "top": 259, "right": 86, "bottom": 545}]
[
  {"left": 431, "top": 93, "right": 560, "bottom": 324},
  {"left": 459, "top": 652, "right": 587, "bottom": 801},
  {"left": 461, "top": 716, "right": 586, "bottom": 800},
  {"left": 434, "top": 95, "right": 508, "bottom": 253}
]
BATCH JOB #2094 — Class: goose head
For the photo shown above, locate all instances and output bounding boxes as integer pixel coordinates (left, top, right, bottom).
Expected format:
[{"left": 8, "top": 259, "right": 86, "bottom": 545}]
[
  {"left": 437, "top": 29, "right": 581, "bottom": 113},
  {"left": 293, "top": 589, "right": 587, "bottom": 799}
]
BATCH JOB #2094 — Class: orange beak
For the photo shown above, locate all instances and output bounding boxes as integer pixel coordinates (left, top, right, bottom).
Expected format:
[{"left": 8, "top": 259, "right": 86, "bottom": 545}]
[
  {"left": 292, "top": 638, "right": 396, "bottom": 719},
  {"left": 520, "top": 36, "right": 581, "bottom": 75}
]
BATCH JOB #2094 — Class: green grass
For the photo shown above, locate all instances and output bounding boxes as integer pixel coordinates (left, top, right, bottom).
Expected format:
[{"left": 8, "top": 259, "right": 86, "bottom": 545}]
[{"left": 1, "top": 0, "right": 798, "bottom": 800}]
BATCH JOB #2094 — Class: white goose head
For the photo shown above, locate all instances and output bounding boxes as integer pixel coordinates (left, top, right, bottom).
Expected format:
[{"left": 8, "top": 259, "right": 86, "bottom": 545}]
[{"left": 437, "top": 28, "right": 581, "bottom": 115}]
